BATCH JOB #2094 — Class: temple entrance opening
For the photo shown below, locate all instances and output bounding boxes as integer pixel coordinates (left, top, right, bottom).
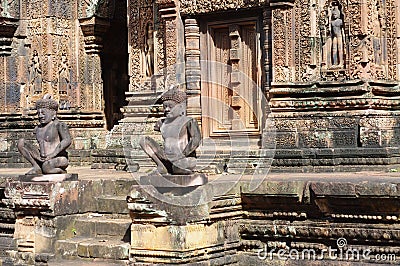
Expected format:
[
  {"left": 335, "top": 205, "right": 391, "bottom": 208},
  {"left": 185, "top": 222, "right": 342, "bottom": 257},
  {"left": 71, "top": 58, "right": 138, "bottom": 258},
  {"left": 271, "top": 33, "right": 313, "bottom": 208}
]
[{"left": 101, "top": 0, "right": 129, "bottom": 130}]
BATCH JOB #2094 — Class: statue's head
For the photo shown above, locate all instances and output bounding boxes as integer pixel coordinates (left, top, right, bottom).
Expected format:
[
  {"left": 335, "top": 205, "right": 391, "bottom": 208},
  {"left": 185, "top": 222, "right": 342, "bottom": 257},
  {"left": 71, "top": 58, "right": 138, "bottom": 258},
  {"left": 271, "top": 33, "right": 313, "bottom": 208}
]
[
  {"left": 35, "top": 94, "right": 58, "bottom": 125},
  {"left": 147, "top": 23, "right": 153, "bottom": 37},
  {"left": 160, "top": 87, "right": 187, "bottom": 119},
  {"left": 331, "top": 6, "right": 340, "bottom": 19}
]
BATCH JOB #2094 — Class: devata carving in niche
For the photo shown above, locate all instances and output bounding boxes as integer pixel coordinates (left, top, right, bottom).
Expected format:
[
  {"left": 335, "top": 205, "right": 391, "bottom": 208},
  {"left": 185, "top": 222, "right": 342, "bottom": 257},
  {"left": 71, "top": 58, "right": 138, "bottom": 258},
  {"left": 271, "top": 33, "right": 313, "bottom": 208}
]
[
  {"left": 372, "top": 0, "right": 385, "bottom": 65},
  {"left": 58, "top": 53, "right": 71, "bottom": 110},
  {"left": 320, "top": 2, "right": 346, "bottom": 69},
  {"left": 330, "top": 4, "right": 344, "bottom": 67},
  {"left": 144, "top": 22, "right": 154, "bottom": 78},
  {"left": 29, "top": 50, "right": 42, "bottom": 94},
  {"left": 310, "top": 2, "right": 318, "bottom": 66}
]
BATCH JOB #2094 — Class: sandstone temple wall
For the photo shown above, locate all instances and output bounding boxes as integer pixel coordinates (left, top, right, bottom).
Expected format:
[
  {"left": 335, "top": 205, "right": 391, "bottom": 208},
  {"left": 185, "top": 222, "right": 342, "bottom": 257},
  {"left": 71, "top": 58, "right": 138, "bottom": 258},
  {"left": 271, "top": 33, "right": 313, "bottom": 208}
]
[
  {"left": 0, "top": 1, "right": 129, "bottom": 167},
  {"left": 0, "top": 0, "right": 398, "bottom": 171},
  {"left": 123, "top": 0, "right": 400, "bottom": 172}
]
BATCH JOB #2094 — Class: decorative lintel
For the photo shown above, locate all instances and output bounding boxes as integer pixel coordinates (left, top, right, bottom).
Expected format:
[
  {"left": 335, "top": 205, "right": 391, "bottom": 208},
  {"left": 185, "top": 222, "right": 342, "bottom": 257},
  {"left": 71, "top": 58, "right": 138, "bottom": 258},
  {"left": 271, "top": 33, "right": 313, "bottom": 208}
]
[
  {"left": 157, "top": 0, "right": 177, "bottom": 18},
  {"left": 270, "top": 0, "right": 295, "bottom": 8},
  {"left": 78, "top": 16, "right": 110, "bottom": 54},
  {"left": 0, "top": 17, "right": 19, "bottom": 56}
]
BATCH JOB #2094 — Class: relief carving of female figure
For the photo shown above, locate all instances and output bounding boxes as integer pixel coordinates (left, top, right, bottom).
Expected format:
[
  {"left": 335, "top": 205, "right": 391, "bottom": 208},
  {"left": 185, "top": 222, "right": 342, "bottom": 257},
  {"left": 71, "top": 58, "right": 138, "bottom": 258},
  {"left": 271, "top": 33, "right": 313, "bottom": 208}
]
[
  {"left": 144, "top": 23, "right": 154, "bottom": 78},
  {"left": 330, "top": 4, "right": 344, "bottom": 67}
]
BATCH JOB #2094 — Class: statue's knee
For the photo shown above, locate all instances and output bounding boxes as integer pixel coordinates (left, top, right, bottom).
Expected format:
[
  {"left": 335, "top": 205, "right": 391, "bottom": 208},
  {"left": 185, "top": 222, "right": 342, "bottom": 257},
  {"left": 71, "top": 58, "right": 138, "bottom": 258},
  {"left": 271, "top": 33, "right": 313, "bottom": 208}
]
[
  {"left": 17, "top": 139, "right": 25, "bottom": 151},
  {"left": 139, "top": 136, "right": 150, "bottom": 148},
  {"left": 42, "top": 161, "right": 52, "bottom": 174},
  {"left": 59, "top": 157, "right": 69, "bottom": 168},
  {"left": 139, "top": 137, "right": 145, "bottom": 147},
  {"left": 43, "top": 158, "right": 68, "bottom": 174}
]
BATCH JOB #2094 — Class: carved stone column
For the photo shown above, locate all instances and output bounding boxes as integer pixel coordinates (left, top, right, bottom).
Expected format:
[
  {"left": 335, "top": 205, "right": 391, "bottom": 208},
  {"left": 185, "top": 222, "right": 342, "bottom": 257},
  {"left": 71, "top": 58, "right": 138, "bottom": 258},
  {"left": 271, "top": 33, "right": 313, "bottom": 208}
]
[
  {"left": 185, "top": 18, "right": 201, "bottom": 121},
  {"left": 395, "top": 0, "right": 400, "bottom": 80},
  {"left": 78, "top": 16, "right": 109, "bottom": 112},
  {"left": 0, "top": 16, "right": 19, "bottom": 113},
  {"left": 262, "top": 8, "right": 272, "bottom": 98},
  {"left": 78, "top": 0, "right": 111, "bottom": 112}
]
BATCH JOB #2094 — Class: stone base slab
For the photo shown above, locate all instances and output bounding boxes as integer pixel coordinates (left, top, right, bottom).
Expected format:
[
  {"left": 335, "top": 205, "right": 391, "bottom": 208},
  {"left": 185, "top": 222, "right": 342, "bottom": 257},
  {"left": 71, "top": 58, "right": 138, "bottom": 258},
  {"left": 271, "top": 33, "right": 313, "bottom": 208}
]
[
  {"left": 140, "top": 173, "right": 208, "bottom": 187},
  {"left": 18, "top": 174, "right": 78, "bottom": 182},
  {"left": 130, "top": 221, "right": 239, "bottom": 264}
]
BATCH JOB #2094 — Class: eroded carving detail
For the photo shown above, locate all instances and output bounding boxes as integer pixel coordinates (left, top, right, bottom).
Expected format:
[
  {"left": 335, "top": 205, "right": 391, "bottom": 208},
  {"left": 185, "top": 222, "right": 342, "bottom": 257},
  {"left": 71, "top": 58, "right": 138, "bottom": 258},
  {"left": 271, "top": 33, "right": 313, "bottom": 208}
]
[
  {"left": 28, "top": 50, "right": 42, "bottom": 95},
  {"left": 128, "top": 0, "right": 154, "bottom": 91},
  {"left": 385, "top": 0, "right": 398, "bottom": 79},
  {"left": 79, "top": 0, "right": 112, "bottom": 19}
]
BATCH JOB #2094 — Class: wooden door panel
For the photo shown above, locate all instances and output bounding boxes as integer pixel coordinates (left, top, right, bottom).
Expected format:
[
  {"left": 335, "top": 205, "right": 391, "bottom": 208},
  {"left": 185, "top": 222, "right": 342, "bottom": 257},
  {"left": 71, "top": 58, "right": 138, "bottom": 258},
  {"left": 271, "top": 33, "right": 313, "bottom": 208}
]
[{"left": 204, "top": 21, "right": 260, "bottom": 137}]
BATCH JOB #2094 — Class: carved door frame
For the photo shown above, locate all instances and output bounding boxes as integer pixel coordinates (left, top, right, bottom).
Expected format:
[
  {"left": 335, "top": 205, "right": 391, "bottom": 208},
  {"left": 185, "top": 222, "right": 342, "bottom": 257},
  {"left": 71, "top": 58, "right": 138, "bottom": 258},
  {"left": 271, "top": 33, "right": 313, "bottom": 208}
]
[{"left": 200, "top": 17, "right": 263, "bottom": 138}]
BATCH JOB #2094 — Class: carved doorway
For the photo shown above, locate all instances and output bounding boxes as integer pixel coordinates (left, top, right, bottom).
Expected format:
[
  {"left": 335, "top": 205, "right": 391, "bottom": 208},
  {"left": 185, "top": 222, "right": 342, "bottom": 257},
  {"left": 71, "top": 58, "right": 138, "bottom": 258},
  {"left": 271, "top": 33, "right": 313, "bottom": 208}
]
[
  {"left": 101, "top": 0, "right": 128, "bottom": 130},
  {"left": 201, "top": 19, "right": 262, "bottom": 138}
]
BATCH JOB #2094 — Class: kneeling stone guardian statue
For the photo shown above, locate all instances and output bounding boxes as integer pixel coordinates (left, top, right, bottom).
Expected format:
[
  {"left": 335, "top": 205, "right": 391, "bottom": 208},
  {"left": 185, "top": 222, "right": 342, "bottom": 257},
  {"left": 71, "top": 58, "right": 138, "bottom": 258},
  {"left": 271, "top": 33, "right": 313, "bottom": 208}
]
[
  {"left": 140, "top": 88, "right": 201, "bottom": 175},
  {"left": 18, "top": 94, "right": 72, "bottom": 175}
]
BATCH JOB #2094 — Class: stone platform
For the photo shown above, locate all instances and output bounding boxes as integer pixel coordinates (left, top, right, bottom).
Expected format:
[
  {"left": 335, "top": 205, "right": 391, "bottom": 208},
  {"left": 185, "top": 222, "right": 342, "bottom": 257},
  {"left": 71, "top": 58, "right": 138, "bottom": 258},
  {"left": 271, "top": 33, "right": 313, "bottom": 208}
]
[
  {"left": 0, "top": 167, "right": 400, "bottom": 265},
  {"left": 140, "top": 173, "right": 208, "bottom": 187},
  {"left": 18, "top": 173, "right": 78, "bottom": 182}
]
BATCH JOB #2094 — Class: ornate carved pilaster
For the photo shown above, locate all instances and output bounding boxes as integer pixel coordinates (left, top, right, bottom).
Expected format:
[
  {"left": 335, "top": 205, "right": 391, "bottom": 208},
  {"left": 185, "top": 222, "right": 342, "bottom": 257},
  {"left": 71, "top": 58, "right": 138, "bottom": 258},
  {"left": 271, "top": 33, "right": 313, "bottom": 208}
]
[
  {"left": 77, "top": 16, "right": 109, "bottom": 112},
  {"left": 271, "top": 8, "right": 295, "bottom": 83},
  {"left": 262, "top": 8, "right": 272, "bottom": 98},
  {"left": 386, "top": 0, "right": 399, "bottom": 80},
  {"left": 77, "top": 1, "right": 112, "bottom": 113},
  {"left": 184, "top": 18, "right": 201, "bottom": 121},
  {"left": 157, "top": 0, "right": 178, "bottom": 88},
  {"left": 78, "top": 0, "right": 113, "bottom": 54},
  {"left": 397, "top": 0, "right": 400, "bottom": 80},
  {"left": 0, "top": 0, "right": 19, "bottom": 113}
]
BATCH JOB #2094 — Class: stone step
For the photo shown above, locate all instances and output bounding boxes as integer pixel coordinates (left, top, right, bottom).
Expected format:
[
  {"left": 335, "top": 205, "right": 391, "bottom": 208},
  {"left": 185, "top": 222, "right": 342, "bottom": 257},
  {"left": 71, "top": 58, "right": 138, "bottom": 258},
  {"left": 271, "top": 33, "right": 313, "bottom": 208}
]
[
  {"left": 95, "top": 196, "right": 128, "bottom": 214},
  {"left": 74, "top": 213, "right": 131, "bottom": 239},
  {"left": 55, "top": 236, "right": 130, "bottom": 261},
  {"left": 48, "top": 257, "right": 129, "bottom": 265},
  {"left": 101, "top": 179, "right": 138, "bottom": 197}
]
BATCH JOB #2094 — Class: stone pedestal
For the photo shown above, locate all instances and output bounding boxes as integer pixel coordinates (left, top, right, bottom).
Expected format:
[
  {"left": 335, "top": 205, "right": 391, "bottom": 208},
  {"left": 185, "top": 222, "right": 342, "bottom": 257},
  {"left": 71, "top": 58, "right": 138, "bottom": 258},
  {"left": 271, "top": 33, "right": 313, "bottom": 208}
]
[
  {"left": 127, "top": 179, "right": 241, "bottom": 264},
  {"left": 140, "top": 173, "right": 207, "bottom": 187},
  {"left": 18, "top": 173, "right": 78, "bottom": 182},
  {"left": 139, "top": 173, "right": 208, "bottom": 196},
  {"left": 2, "top": 177, "right": 79, "bottom": 264}
]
